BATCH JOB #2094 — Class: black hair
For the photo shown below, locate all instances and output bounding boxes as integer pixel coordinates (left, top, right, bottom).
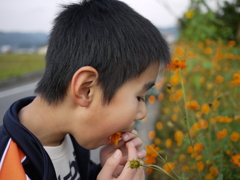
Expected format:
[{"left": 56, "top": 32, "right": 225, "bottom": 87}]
[{"left": 35, "top": 0, "right": 170, "bottom": 104}]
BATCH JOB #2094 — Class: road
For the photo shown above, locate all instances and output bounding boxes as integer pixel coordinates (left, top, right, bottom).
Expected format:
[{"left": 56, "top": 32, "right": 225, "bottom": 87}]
[{"left": 0, "top": 81, "right": 37, "bottom": 125}]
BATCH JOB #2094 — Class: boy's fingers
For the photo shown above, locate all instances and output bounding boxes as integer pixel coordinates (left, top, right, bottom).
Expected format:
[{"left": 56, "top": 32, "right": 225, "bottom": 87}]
[
  {"left": 118, "top": 142, "right": 139, "bottom": 179},
  {"left": 97, "top": 149, "right": 122, "bottom": 180}
]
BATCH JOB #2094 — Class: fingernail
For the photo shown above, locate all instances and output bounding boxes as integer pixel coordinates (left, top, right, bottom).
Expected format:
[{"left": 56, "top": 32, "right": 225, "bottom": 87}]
[
  {"left": 122, "top": 133, "right": 129, "bottom": 140},
  {"left": 137, "top": 151, "right": 144, "bottom": 158},
  {"left": 128, "top": 142, "right": 134, "bottom": 147},
  {"left": 113, "top": 149, "right": 120, "bottom": 158}
]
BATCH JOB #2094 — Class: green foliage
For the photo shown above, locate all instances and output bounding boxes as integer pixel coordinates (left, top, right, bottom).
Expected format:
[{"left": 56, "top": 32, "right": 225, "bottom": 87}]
[
  {"left": 0, "top": 54, "right": 45, "bottom": 80},
  {"left": 179, "top": 0, "right": 240, "bottom": 43}
]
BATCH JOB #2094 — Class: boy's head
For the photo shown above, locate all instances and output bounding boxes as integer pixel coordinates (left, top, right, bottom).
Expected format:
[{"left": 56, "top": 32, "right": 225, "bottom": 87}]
[{"left": 35, "top": 0, "right": 170, "bottom": 104}]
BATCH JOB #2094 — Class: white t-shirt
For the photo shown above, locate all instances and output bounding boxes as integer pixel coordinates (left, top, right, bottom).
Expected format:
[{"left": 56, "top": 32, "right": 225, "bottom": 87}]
[{"left": 44, "top": 134, "right": 81, "bottom": 180}]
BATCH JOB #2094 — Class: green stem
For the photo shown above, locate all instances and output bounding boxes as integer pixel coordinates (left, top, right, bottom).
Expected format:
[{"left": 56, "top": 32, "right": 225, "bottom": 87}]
[
  {"left": 169, "top": 88, "right": 185, "bottom": 118},
  {"left": 179, "top": 68, "right": 202, "bottom": 180},
  {"left": 140, "top": 164, "right": 176, "bottom": 180},
  {"left": 130, "top": 132, "right": 181, "bottom": 180}
]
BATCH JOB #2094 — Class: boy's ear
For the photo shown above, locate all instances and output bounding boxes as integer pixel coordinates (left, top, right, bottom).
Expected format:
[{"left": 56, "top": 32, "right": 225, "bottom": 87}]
[{"left": 71, "top": 66, "right": 98, "bottom": 107}]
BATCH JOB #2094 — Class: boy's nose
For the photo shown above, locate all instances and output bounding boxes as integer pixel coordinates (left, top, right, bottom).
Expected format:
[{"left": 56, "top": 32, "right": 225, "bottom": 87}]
[{"left": 135, "top": 103, "right": 147, "bottom": 120}]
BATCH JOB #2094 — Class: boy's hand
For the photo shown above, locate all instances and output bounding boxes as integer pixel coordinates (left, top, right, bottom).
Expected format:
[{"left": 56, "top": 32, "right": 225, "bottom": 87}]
[
  {"left": 97, "top": 142, "right": 145, "bottom": 180},
  {"left": 99, "top": 130, "right": 146, "bottom": 177}
]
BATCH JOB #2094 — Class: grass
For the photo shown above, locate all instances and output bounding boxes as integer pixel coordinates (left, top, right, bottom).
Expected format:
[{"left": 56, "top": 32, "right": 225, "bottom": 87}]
[{"left": 0, "top": 53, "right": 45, "bottom": 81}]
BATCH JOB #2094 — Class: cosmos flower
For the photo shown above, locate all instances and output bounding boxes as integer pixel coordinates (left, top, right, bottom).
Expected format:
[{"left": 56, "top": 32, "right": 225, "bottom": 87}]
[
  {"left": 230, "top": 154, "right": 240, "bottom": 167},
  {"left": 109, "top": 132, "right": 122, "bottom": 146},
  {"left": 144, "top": 144, "right": 159, "bottom": 165},
  {"left": 168, "top": 58, "right": 187, "bottom": 71}
]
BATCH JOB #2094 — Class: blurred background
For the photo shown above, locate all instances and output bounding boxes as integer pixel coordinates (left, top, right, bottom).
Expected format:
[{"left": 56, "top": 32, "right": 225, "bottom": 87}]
[{"left": 1, "top": 0, "right": 240, "bottom": 179}]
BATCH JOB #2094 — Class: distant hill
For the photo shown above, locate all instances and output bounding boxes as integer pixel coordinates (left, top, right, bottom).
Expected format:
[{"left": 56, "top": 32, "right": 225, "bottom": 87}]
[
  {"left": 0, "top": 32, "right": 48, "bottom": 48},
  {"left": 158, "top": 26, "right": 178, "bottom": 37},
  {"left": 0, "top": 26, "right": 178, "bottom": 49}
]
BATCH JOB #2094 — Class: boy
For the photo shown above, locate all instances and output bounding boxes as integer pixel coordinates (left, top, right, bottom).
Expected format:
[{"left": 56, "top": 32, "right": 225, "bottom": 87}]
[{"left": 0, "top": 0, "right": 170, "bottom": 179}]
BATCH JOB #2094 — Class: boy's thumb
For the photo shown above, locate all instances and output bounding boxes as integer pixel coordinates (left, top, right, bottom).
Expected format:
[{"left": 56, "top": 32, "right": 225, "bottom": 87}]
[{"left": 97, "top": 149, "right": 122, "bottom": 179}]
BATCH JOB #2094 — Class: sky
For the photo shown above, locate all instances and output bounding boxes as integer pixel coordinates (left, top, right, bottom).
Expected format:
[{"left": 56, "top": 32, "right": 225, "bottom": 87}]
[{"left": 0, "top": 0, "right": 221, "bottom": 33}]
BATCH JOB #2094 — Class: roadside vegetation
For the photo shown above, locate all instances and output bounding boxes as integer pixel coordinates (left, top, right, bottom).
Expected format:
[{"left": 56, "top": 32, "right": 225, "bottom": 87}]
[
  {"left": 142, "top": 1, "right": 240, "bottom": 179},
  {"left": 0, "top": 53, "right": 45, "bottom": 81}
]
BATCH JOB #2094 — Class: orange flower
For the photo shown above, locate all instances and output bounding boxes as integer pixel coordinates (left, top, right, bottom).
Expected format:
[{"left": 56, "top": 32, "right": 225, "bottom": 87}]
[
  {"left": 154, "top": 138, "right": 161, "bottom": 145},
  {"left": 109, "top": 132, "right": 122, "bottom": 146},
  {"left": 148, "top": 95, "right": 156, "bottom": 104},
  {"left": 166, "top": 138, "right": 172, "bottom": 148},
  {"left": 215, "top": 75, "right": 224, "bottom": 83},
  {"left": 209, "top": 166, "right": 218, "bottom": 177},
  {"left": 148, "top": 131, "right": 155, "bottom": 140},
  {"left": 228, "top": 40, "right": 236, "bottom": 47},
  {"left": 230, "top": 154, "right": 240, "bottom": 167},
  {"left": 201, "top": 103, "right": 210, "bottom": 114},
  {"left": 186, "top": 100, "right": 200, "bottom": 110},
  {"left": 144, "top": 144, "right": 159, "bottom": 165},
  {"left": 170, "top": 74, "right": 180, "bottom": 85},
  {"left": 168, "top": 58, "right": 187, "bottom": 70},
  {"left": 197, "top": 119, "right": 208, "bottom": 129},
  {"left": 230, "top": 131, "right": 239, "bottom": 142},
  {"left": 206, "top": 173, "right": 214, "bottom": 179},
  {"left": 156, "top": 122, "right": 163, "bottom": 130},
  {"left": 179, "top": 154, "right": 186, "bottom": 162},
  {"left": 146, "top": 168, "right": 153, "bottom": 175},
  {"left": 158, "top": 93, "right": 164, "bottom": 101},
  {"left": 230, "top": 71, "right": 240, "bottom": 85},
  {"left": 197, "top": 161, "right": 205, "bottom": 171},
  {"left": 182, "top": 165, "right": 189, "bottom": 172},
  {"left": 175, "top": 131, "right": 183, "bottom": 141},
  {"left": 217, "top": 129, "right": 227, "bottom": 140},
  {"left": 204, "top": 47, "right": 213, "bottom": 54},
  {"left": 163, "top": 162, "right": 175, "bottom": 173}
]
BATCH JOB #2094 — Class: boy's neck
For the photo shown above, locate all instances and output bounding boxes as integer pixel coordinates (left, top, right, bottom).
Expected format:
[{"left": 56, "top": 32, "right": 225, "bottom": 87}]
[{"left": 18, "top": 96, "right": 70, "bottom": 146}]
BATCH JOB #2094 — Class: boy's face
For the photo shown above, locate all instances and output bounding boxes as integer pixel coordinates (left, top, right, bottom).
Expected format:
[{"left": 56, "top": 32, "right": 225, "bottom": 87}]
[{"left": 74, "top": 63, "right": 159, "bottom": 149}]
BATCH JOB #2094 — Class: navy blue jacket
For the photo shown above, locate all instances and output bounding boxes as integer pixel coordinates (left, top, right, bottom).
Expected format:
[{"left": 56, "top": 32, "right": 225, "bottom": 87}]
[{"left": 0, "top": 97, "right": 101, "bottom": 180}]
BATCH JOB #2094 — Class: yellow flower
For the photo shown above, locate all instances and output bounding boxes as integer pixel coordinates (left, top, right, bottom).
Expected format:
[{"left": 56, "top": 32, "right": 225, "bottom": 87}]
[
  {"left": 230, "top": 131, "right": 239, "bottom": 142},
  {"left": 163, "top": 162, "right": 175, "bottom": 173},
  {"left": 217, "top": 129, "right": 227, "bottom": 140},
  {"left": 185, "top": 10, "right": 194, "bottom": 19}
]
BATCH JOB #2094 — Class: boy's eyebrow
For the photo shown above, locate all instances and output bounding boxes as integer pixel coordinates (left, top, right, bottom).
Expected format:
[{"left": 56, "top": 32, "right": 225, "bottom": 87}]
[{"left": 142, "top": 82, "right": 155, "bottom": 92}]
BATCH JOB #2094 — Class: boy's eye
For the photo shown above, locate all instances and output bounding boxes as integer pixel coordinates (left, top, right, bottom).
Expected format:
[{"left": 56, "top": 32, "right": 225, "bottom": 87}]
[{"left": 137, "top": 96, "right": 145, "bottom": 102}]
